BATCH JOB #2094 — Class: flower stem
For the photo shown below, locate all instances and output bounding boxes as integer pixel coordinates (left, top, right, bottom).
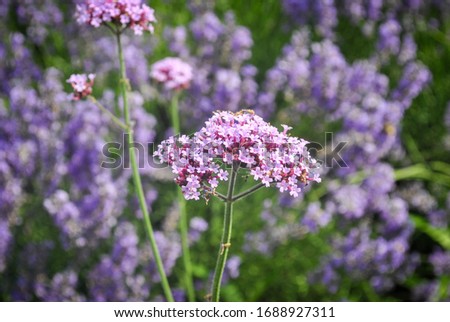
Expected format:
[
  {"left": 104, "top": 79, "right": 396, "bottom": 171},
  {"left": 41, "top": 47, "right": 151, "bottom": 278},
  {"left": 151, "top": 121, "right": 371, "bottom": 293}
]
[
  {"left": 232, "top": 183, "right": 266, "bottom": 202},
  {"left": 170, "top": 94, "right": 196, "bottom": 302},
  {"left": 87, "top": 95, "right": 128, "bottom": 130},
  {"left": 211, "top": 162, "right": 239, "bottom": 302},
  {"left": 116, "top": 31, "right": 174, "bottom": 302}
]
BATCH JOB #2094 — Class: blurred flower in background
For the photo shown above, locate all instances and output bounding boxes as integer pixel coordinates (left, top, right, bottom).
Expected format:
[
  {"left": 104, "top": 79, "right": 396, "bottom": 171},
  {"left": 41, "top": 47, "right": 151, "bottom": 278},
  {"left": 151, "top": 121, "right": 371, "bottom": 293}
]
[{"left": 150, "top": 57, "right": 192, "bottom": 91}]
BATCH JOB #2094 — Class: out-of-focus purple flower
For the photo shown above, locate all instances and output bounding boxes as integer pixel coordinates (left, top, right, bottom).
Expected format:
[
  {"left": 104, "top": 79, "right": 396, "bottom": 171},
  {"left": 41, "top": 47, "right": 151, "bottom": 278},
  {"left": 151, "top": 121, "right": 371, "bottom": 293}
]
[
  {"left": 397, "top": 182, "right": 437, "bottom": 214},
  {"left": 148, "top": 232, "right": 182, "bottom": 283},
  {"left": 150, "top": 57, "right": 193, "bottom": 91},
  {"left": 379, "top": 197, "right": 409, "bottom": 233},
  {"left": 0, "top": 0, "right": 10, "bottom": 19},
  {"left": 75, "top": 0, "right": 156, "bottom": 35},
  {"left": 427, "top": 210, "right": 448, "bottom": 229},
  {"left": 399, "top": 34, "right": 417, "bottom": 64},
  {"left": 190, "top": 11, "right": 224, "bottom": 43},
  {"left": 155, "top": 111, "right": 321, "bottom": 200},
  {"left": 283, "top": 0, "right": 337, "bottom": 37},
  {"left": 313, "top": 223, "right": 416, "bottom": 293},
  {"left": 301, "top": 202, "right": 332, "bottom": 233},
  {"left": 0, "top": 33, "right": 41, "bottom": 94},
  {"left": 392, "top": 62, "right": 431, "bottom": 109},
  {"left": 230, "top": 27, "right": 253, "bottom": 62},
  {"left": 88, "top": 222, "right": 149, "bottom": 301},
  {"left": 332, "top": 184, "right": 368, "bottom": 219},
  {"left": 221, "top": 255, "right": 241, "bottom": 284},
  {"left": 445, "top": 103, "right": 450, "bottom": 129},
  {"left": 189, "top": 217, "right": 208, "bottom": 243},
  {"left": 0, "top": 220, "right": 12, "bottom": 273},
  {"left": 14, "top": 0, "right": 64, "bottom": 44},
  {"left": 213, "top": 69, "right": 242, "bottom": 110},
  {"left": 412, "top": 281, "right": 439, "bottom": 301},
  {"left": 12, "top": 241, "right": 55, "bottom": 301},
  {"left": 67, "top": 73, "right": 95, "bottom": 100},
  {"left": 362, "top": 163, "right": 395, "bottom": 209},
  {"left": 377, "top": 19, "right": 402, "bottom": 56},
  {"left": 35, "top": 270, "right": 85, "bottom": 301},
  {"left": 429, "top": 249, "right": 450, "bottom": 276}
]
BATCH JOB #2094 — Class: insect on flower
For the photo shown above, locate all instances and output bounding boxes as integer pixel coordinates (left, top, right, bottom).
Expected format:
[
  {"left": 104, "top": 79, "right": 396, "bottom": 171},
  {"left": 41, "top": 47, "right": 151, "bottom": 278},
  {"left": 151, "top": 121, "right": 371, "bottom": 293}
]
[{"left": 234, "top": 109, "right": 255, "bottom": 116}]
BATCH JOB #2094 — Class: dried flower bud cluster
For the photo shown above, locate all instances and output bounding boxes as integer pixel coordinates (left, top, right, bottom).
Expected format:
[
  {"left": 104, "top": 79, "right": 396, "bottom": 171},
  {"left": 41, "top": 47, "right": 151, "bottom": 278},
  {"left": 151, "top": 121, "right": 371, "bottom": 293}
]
[
  {"left": 67, "top": 73, "right": 95, "bottom": 100},
  {"left": 75, "top": 0, "right": 156, "bottom": 35},
  {"left": 155, "top": 110, "right": 321, "bottom": 200},
  {"left": 150, "top": 57, "right": 193, "bottom": 91}
]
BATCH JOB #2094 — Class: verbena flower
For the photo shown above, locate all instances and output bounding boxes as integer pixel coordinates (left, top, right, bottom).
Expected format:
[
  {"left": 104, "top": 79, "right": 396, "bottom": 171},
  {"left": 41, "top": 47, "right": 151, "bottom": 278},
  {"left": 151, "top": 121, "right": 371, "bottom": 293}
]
[
  {"left": 66, "top": 73, "right": 95, "bottom": 100},
  {"left": 155, "top": 110, "right": 321, "bottom": 200},
  {"left": 75, "top": 0, "right": 156, "bottom": 35},
  {"left": 150, "top": 57, "right": 193, "bottom": 90}
]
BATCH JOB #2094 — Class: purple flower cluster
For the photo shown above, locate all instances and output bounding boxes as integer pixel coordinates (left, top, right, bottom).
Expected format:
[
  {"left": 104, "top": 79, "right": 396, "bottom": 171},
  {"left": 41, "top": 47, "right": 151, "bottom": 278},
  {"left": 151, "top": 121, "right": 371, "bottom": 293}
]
[
  {"left": 1, "top": 0, "right": 448, "bottom": 302},
  {"left": 263, "top": 29, "right": 430, "bottom": 168},
  {"left": 155, "top": 111, "right": 321, "bottom": 200},
  {"left": 429, "top": 249, "right": 450, "bottom": 276},
  {"left": 35, "top": 270, "right": 85, "bottom": 301},
  {"left": 150, "top": 57, "right": 193, "bottom": 91},
  {"left": 244, "top": 22, "right": 433, "bottom": 297},
  {"left": 283, "top": 0, "right": 447, "bottom": 38},
  {"left": 13, "top": 0, "right": 64, "bottom": 44},
  {"left": 312, "top": 223, "right": 419, "bottom": 293},
  {"left": 88, "top": 222, "right": 149, "bottom": 301},
  {"left": 67, "top": 73, "right": 96, "bottom": 100},
  {"left": 75, "top": 0, "right": 156, "bottom": 35},
  {"left": 0, "top": 23, "right": 178, "bottom": 299}
]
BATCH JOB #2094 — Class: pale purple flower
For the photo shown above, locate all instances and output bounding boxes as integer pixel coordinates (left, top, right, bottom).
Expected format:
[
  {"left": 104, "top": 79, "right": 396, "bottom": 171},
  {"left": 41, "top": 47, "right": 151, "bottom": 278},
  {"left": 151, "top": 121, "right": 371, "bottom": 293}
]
[
  {"left": 66, "top": 73, "right": 95, "bottom": 100},
  {"left": 378, "top": 19, "right": 402, "bottom": 55},
  {"left": 429, "top": 249, "right": 450, "bottom": 276},
  {"left": 301, "top": 202, "right": 332, "bottom": 232},
  {"left": 75, "top": 0, "right": 156, "bottom": 35},
  {"left": 150, "top": 57, "right": 193, "bottom": 91},
  {"left": 189, "top": 217, "right": 208, "bottom": 243},
  {"left": 155, "top": 110, "right": 321, "bottom": 200}
]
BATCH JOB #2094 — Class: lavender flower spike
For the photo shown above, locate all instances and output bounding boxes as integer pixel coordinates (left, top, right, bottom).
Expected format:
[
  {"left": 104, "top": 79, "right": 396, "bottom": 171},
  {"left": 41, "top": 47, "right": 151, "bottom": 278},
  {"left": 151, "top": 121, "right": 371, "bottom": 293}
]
[{"left": 155, "top": 110, "right": 321, "bottom": 201}]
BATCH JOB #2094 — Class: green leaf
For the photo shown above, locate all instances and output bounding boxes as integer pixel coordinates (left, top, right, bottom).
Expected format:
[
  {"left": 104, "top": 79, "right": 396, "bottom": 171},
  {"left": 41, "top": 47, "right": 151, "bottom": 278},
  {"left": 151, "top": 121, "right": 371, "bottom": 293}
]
[
  {"left": 411, "top": 214, "right": 450, "bottom": 250},
  {"left": 395, "top": 165, "right": 450, "bottom": 187}
]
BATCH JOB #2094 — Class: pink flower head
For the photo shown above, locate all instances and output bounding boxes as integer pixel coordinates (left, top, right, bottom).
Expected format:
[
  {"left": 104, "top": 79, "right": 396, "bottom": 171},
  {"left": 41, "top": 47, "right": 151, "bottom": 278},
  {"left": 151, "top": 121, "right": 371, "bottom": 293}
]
[
  {"left": 150, "top": 57, "right": 193, "bottom": 91},
  {"left": 75, "top": 0, "right": 156, "bottom": 35},
  {"left": 155, "top": 110, "right": 321, "bottom": 200},
  {"left": 67, "top": 73, "right": 96, "bottom": 100}
]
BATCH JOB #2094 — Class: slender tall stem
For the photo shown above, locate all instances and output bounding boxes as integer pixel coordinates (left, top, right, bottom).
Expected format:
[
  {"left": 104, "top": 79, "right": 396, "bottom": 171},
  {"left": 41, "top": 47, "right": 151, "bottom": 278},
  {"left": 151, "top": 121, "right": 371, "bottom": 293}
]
[
  {"left": 232, "top": 183, "right": 266, "bottom": 202},
  {"left": 170, "top": 94, "right": 196, "bottom": 302},
  {"left": 116, "top": 31, "right": 174, "bottom": 302},
  {"left": 211, "top": 162, "right": 239, "bottom": 302},
  {"left": 87, "top": 95, "right": 128, "bottom": 130}
]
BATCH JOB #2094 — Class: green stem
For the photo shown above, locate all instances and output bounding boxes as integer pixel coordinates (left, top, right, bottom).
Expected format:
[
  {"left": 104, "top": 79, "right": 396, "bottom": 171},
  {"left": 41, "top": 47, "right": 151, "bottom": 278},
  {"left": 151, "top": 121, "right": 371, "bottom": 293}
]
[
  {"left": 170, "top": 93, "right": 181, "bottom": 134},
  {"left": 213, "top": 191, "right": 228, "bottom": 202},
  {"left": 87, "top": 95, "right": 128, "bottom": 130},
  {"left": 116, "top": 31, "right": 174, "bottom": 302},
  {"left": 211, "top": 162, "right": 239, "bottom": 302},
  {"left": 232, "top": 183, "right": 266, "bottom": 202},
  {"left": 170, "top": 94, "right": 196, "bottom": 302}
]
